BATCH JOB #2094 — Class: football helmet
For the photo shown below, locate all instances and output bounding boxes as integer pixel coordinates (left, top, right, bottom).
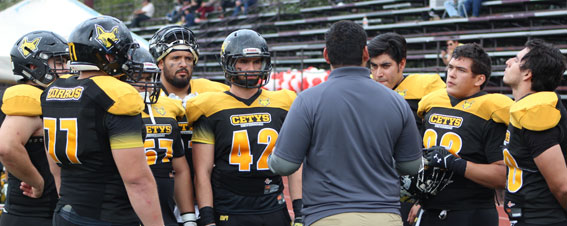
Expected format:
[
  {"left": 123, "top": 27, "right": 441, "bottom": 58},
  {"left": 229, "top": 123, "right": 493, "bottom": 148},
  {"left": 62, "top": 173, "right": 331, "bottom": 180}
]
[
  {"left": 220, "top": 29, "right": 272, "bottom": 88},
  {"left": 400, "top": 152, "right": 454, "bottom": 203},
  {"left": 123, "top": 47, "right": 161, "bottom": 104},
  {"left": 67, "top": 16, "right": 137, "bottom": 77},
  {"left": 10, "top": 30, "right": 70, "bottom": 87},
  {"left": 149, "top": 25, "right": 199, "bottom": 63}
]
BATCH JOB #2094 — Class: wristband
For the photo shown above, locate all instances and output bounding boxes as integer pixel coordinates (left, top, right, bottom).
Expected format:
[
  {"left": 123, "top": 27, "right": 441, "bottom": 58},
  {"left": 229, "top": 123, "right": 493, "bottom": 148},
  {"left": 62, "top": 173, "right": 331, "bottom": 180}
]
[{"left": 197, "top": 206, "right": 215, "bottom": 226}]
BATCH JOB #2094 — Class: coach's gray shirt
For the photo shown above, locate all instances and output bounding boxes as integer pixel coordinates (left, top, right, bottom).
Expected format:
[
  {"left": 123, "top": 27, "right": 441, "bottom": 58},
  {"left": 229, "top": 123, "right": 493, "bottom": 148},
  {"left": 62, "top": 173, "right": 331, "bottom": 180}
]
[{"left": 271, "top": 66, "right": 422, "bottom": 225}]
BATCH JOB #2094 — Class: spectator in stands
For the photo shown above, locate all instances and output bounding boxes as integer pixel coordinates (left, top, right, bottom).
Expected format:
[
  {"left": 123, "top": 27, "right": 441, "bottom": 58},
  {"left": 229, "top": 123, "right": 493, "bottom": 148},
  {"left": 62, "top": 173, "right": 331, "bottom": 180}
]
[
  {"left": 232, "top": 0, "right": 257, "bottom": 17},
  {"left": 217, "top": 0, "right": 235, "bottom": 18},
  {"left": 166, "top": 0, "right": 184, "bottom": 23},
  {"left": 440, "top": 39, "right": 461, "bottom": 65},
  {"left": 181, "top": 7, "right": 196, "bottom": 27},
  {"left": 196, "top": 0, "right": 215, "bottom": 21},
  {"left": 269, "top": 20, "right": 422, "bottom": 226},
  {"left": 130, "top": 0, "right": 155, "bottom": 28},
  {"left": 444, "top": 0, "right": 466, "bottom": 18},
  {"left": 463, "top": 0, "right": 483, "bottom": 17}
]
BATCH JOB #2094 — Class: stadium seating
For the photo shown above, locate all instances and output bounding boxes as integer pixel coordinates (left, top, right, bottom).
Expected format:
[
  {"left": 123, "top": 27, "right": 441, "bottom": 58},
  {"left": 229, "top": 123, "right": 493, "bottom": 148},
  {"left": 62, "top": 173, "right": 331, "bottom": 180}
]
[{"left": 130, "top": 0, "right": 567, "bottom": 95}]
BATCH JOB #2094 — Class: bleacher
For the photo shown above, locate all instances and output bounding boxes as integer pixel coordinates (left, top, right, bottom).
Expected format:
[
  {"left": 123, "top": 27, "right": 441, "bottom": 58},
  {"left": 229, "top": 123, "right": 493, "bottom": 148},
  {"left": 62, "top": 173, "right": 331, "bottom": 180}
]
[{"left": 129, "top": 0, "right": 567, "bottom": 95}]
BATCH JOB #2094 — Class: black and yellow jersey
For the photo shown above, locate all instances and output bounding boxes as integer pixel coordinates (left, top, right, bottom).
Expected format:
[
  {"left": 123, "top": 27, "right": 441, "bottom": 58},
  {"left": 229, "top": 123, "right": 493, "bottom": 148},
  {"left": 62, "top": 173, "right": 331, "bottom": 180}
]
[
  {"left": 417, "top": 90, "right": 513, "bottom": 210},
  {"left": 504, "top": 92, "right": 567, "bottom": 224},
  {"left": 41, "top": 75, "right": 144, "bottom": 224},
  {"left": 142, "top": 95, "right": 185, "bottom": 178},
  {"left": 186, "top": 89, "right": 296, "bottom": 214},
  {"left": 163, "top": 78, "right": 229, "bottom": 178},
  {"left": 0, "top": 84, "right": 57, "bottom": 218},
  {"left": 393, "top": 73, "right": 445, "bottom": 132}
]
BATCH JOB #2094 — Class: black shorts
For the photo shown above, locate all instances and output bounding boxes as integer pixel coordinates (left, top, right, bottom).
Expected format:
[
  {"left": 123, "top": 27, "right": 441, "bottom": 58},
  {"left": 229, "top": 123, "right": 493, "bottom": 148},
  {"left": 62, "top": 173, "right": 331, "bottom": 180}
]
[
  {"left": 155, "top": 177, "right": 177, "bottom": 226},
  {"left": 216, "top": 206, "right": 291, "bottom": 226},
  {"left": 0, "top": 212, "right": 52, "bottom": 226},
  {"left": 417, "top": 208, "right": 498, "bottom": 226}
]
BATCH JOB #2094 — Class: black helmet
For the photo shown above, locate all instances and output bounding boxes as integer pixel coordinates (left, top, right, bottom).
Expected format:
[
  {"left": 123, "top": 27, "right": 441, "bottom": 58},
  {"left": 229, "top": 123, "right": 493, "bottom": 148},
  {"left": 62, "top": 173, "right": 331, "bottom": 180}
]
[
  {"left": 10, "top": 30, "right": 69, "bottom": 87},
  {"left": 220, "top": 29, "right": 272, "bottom": 88},
  {"left": 123, "top": 48, "right": 161, "bottom": 104},
  {"left": 68, "top": 16, "right": 137, "bottom": 77},
  {"left": 149, "top": 25, "right": 199, "bottom": 63}
]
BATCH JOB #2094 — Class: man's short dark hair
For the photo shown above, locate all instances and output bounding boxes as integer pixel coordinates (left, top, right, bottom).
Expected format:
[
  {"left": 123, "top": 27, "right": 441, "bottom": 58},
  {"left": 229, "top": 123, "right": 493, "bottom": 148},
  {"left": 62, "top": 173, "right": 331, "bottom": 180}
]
[
  {"left": 325, "top": 20, "right": 367, "bottom": 67},
  {"left": 522, "top": 39, "right": 567, "bottom": 92},
  {"left": 368, "top": 32, "right": 407, "bottom": 64},
  {"left": 452, "top": 43, "right": 492, "bottom": 89}
]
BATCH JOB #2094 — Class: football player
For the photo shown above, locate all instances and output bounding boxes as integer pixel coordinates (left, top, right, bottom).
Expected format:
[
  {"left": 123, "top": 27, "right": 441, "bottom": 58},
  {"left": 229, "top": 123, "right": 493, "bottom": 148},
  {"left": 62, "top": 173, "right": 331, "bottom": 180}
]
[
  {"left": 0, "top": 30, "right": 68, "bottom": 225},
  {"left": 124, "top": 47, "right": 197, "bottom": 226},
  {"left": 368, "top": 32, "right": 445, "bottom": 132},
  {"left": 186, "top": 29, "right": 302, "bottom": 226},
  {"left": 502, "top": 39, "right": 567, "bottom": 225},
  {"left": 368, "top": 32, "right": 445, "bottom": 226},
  {"left": 148, "top": 25, "right": 228, "bottom": 192},
  {"left": 414, "top": 43, "right": 513, "bottom": 226},
  {"left": 40, "top": 16, "right": 163, "bottom": 225}
]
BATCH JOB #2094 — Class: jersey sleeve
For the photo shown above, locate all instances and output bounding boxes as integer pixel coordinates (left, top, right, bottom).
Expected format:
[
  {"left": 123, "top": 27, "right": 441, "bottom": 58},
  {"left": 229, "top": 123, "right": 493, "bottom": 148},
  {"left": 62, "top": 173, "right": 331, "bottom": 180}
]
[
  {"left": 106, "top": 113, "right": 144, "bottom": 150},
  {"left": 523, "top": 126, "right": 562, "bottom": 158},
  {"left": 172, "top": 124, "right": 185, "bottom": 158},
  {"left": 482, "top": 120, "right": 507, "bottom": 163},
  {"left": 192, "top": 115, "right": 215, "bottom": 145},
  {"left": 91, "top": 76, "right": 144, "bottom": 116},
  {"left": 1, "top": 84, "right": 42, "bottom": 116}
]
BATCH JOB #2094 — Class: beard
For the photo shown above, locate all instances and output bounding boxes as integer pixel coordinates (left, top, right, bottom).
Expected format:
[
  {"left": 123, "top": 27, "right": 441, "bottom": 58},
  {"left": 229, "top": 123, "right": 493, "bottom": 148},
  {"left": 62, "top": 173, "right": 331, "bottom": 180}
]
[{"left": 164, "top": 67, "right": 191, "bottom": 88}]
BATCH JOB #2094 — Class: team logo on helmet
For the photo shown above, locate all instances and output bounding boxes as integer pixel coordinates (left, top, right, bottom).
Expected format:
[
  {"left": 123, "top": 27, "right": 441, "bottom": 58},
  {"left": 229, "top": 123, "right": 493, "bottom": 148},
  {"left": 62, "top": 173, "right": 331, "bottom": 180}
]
[
  {"left": 221, "top": 40, "right": 230, "bottom": 55},
  {"left": 18, "top": 37, "right": 41, "bottom": 58},
  {"left": 95, "top": 24, "right": 119, "bottom": 49}
]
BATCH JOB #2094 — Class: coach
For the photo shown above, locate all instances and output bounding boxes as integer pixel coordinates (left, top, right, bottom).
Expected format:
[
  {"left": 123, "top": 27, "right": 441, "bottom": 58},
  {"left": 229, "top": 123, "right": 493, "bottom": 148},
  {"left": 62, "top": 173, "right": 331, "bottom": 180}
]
[{"left": 268, "top": 20, "right": 422, "bottom": 226}]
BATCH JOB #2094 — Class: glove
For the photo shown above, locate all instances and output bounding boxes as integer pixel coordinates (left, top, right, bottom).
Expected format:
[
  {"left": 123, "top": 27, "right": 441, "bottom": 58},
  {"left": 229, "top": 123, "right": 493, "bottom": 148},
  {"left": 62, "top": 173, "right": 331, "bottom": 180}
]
[
  {"left": 196, "top": 206, "right": 216, "bottom": 226},
  {"left": 292, "top": 199, "right": 304, "bottom": 226},
  {"left": 181, "top": 212, "right": 197, "bottom": 226},
  {"left": 423, "top": 146, "right": 467, "bottom": 176}
]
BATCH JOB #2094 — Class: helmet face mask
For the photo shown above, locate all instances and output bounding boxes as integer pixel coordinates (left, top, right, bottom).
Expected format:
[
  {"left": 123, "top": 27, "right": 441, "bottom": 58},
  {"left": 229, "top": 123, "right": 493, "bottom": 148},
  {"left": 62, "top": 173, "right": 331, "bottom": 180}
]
[
  {"left": 123, "top": 48, "right": 161, "bottom": 104},
  {"left": 399, "top": 154, "right": 454, "bottom": 203},
  {"left": 10, "top": 31, "right": 70, "bottom": 87},
  {"left": 68, "top": 16, "right": 135, "bottom": 77},
  {"left": 149, "top": 25, "right": 199, "bottom": 64},
  {"left": 220, "top": 29, "right": 272, "bottom": 88}
]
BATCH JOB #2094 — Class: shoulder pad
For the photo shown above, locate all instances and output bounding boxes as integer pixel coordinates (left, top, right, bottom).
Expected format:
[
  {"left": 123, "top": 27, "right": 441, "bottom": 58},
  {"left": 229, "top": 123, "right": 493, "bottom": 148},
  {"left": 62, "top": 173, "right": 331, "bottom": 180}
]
[
  {"left": 159, "top": 96, "right": 186, "bottom": 118},
  {"left": 417, "top": 89, "right": 448, "bottom": 118},
  {"left": 58, "top": 74, "right": 76, "bottom": 79},
  {"left": 510, "top": 92, "right": 561, "bottom": 131},
  {"left": 255, "top": 89, "right": 296, "bottom": 111},
  {"left": 460, "top": 93, "right": 513, "bottom": 124},
  {"left": 1, "top": 84, "right": 42, "bottom": 116},
  {"left": 398, "top": 74, "right": 446, "bottom": 100},
  {"left": 91, "top": 76, "right": 144, "bottom": 116},
  {"left": 185, "top": 92, "right": 223, "bottom": 125},
  {"left": 190, "top": 78, "right": 229, "bottom": 94}
]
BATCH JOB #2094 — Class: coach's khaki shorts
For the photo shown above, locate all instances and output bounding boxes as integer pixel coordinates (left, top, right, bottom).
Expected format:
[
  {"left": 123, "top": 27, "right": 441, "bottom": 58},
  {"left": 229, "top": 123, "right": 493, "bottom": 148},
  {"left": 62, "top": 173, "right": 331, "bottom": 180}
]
[{"left": 311, "top": 212, "right": 402, "bottom": 226}]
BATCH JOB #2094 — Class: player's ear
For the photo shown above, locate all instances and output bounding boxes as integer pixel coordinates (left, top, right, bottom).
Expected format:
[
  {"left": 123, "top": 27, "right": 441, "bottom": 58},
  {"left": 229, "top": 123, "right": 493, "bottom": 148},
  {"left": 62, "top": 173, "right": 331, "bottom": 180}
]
[{"left": 474, "top": 74, "right": 486, "bottom": 87}]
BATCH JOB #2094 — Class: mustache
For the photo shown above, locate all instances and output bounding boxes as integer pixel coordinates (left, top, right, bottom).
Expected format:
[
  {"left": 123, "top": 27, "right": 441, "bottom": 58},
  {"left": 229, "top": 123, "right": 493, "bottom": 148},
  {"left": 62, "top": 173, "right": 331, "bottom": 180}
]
[{"left": 175, "top": 68, "right": 189, "bottom": 74}]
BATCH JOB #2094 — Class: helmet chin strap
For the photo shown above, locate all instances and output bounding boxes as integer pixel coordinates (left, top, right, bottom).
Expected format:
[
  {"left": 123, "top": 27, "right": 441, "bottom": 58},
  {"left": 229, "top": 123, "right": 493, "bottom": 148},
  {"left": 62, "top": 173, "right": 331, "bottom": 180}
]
[{"left": 139, "top": 91, "right": 157, "bottom": 124}]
